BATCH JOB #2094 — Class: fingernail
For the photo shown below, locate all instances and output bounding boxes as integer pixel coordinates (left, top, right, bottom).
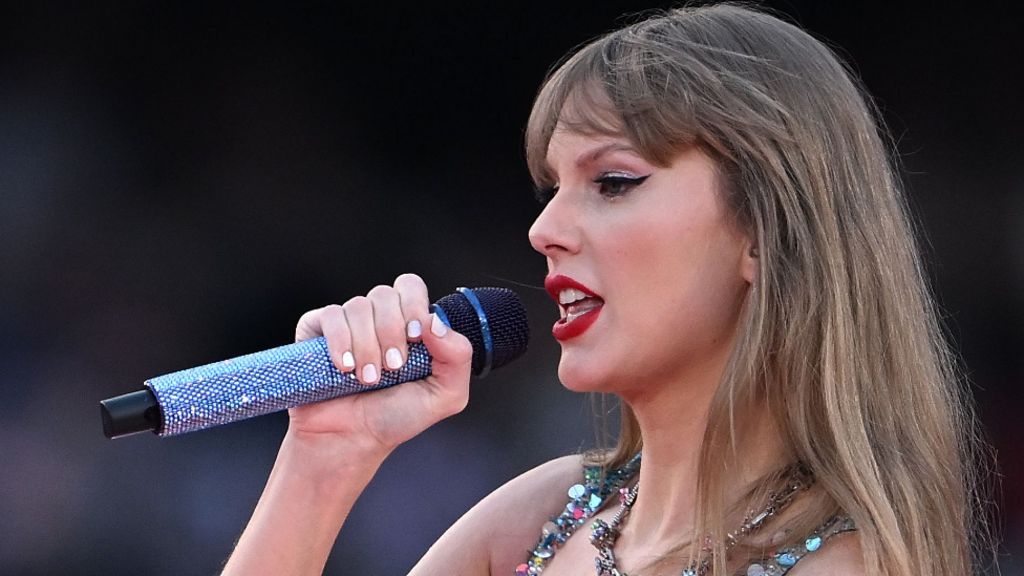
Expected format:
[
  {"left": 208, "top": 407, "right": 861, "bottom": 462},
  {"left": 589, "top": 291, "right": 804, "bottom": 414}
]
[
  {"left": 406, "top": 319, "right": 422, "bottom": 339},
  {"left": 430, "top": 313, "right": 448, "bottom": 337},
  {"left": 342, "top": 351, "right": 355, "bottom": 370},
  {"left": 385, "top": 347, "right": 403, "bottom": 370},
  {"left": 361, "top": 364, "right": 378, "bottom": 384}
]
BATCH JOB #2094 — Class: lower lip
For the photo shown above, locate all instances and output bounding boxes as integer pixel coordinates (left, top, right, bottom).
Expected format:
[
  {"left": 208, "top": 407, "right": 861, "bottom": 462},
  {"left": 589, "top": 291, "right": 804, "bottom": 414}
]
[{"left": 551, "top": 307, "right": 602, "bottom": 341}]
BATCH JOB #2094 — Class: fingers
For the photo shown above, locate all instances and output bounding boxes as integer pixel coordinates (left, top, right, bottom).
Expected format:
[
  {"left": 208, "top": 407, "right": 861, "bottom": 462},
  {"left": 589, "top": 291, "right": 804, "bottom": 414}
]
[
  {"left": 393, "top": 273, "right": 430, "bottom": 342},
  {"left": 319, "top": 304, "right": 356, "bottom": 373},
  {"left": 295, "top": 274, "right": 435, "bottom": 385},
  {"left": 342, "top": 296, "right": 380, "bottom": 384}
]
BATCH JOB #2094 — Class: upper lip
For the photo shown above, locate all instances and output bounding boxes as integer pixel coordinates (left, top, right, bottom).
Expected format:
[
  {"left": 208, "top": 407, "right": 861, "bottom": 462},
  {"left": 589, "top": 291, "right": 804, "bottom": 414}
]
[{"left": 544, "top": 274, "right": 601, "bottom": 303}]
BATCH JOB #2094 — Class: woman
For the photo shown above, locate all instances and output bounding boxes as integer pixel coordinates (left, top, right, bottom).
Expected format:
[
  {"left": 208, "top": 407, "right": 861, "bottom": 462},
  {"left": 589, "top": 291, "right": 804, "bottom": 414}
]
[{"left": 222, "top": 3, "right": 987, "bottom": 575}]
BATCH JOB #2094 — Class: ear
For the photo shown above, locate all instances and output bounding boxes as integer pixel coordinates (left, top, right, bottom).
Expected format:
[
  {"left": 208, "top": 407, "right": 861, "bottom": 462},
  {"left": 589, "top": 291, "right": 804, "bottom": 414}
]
[{"left": 740, "top": 239, "right": 759, "bottom": 284}]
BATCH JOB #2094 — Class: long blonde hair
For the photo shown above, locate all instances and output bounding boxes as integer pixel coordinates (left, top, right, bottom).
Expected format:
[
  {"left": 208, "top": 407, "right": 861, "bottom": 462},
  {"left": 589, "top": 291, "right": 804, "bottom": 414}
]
[{"left": 525, "top": 3, "right": 991, "bottom": 574}]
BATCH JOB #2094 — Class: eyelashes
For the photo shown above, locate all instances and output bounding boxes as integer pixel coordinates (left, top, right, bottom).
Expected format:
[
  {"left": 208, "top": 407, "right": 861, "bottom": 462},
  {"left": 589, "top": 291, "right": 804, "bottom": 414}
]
[
  {"left": 534, "top": 174, "right": 650, "bottom": 205},
  {"left": 595, "top": 174, "right": 649, "bottom": 198}
]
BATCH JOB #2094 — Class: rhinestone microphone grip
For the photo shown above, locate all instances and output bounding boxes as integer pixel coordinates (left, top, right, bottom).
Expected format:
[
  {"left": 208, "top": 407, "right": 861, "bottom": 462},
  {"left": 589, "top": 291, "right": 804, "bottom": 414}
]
[
  {"left": 100, "top": 287, "right": 529, "bottom": 439},
  {"left": 150, "top": 336, "right": 433, "bottom": 436}
]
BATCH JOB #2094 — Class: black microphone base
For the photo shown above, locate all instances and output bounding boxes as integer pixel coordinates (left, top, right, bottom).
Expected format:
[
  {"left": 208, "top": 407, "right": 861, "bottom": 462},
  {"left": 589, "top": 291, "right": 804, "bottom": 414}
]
[{"left": 100, "top": 389, "right": 161, "bottom": 438}]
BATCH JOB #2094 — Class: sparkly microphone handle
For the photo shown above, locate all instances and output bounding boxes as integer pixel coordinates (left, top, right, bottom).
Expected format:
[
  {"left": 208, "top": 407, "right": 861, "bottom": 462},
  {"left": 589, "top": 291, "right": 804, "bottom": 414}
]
[
  {"left": 147, "top": 337, "right": 434, "bottom": 436},
  {"left": 100, "top": 286, "right": 530, "bottom": 438}
]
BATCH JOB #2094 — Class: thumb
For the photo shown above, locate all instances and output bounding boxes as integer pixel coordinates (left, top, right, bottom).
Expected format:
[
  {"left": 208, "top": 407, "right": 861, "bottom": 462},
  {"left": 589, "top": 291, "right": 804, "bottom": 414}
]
[{"left": 421, "top": 312, "right": 473, "bottom": 381}]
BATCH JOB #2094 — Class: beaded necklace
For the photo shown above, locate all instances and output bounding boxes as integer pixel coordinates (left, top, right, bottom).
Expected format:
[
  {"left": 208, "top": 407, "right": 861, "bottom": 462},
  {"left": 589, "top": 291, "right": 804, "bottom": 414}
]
[
  {"left": 589, "top": 464, "right": 813, "bottom": 576},
  {"left": 515, "top": 453, "right": 642, "bottom": 576}
]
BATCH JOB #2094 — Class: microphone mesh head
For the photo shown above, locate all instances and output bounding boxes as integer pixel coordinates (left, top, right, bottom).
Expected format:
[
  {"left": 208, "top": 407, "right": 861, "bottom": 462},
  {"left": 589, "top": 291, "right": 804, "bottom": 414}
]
[{"left": 435, "top": 287, "right": 529, "bottom": 376}]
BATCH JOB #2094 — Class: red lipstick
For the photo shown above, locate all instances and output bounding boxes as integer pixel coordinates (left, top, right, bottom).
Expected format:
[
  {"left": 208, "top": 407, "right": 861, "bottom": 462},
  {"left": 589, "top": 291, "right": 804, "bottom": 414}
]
[{"left": 544, "top": 275, "right": 604, "bottom": 341}]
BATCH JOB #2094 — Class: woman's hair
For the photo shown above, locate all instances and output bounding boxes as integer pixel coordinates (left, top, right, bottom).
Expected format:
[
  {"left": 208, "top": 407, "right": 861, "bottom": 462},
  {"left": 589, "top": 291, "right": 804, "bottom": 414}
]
[{"left": 525, "top": 3, "right": 992, "bottom": 575}]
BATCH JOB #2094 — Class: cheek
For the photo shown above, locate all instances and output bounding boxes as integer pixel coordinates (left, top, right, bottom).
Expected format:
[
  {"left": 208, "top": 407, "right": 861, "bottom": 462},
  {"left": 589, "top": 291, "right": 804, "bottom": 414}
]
[{"left": 611, "top": 220, "right": 746, "bottom": 359}]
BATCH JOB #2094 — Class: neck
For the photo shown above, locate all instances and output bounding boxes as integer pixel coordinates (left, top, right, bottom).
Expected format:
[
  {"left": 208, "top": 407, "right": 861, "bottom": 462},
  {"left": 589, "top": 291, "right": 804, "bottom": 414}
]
[
  {"left": 617, "top": 379, "right": 709, "bottom": 550},
  {"left": 615, "top": 375, "right": 787, "bottom": 558}
]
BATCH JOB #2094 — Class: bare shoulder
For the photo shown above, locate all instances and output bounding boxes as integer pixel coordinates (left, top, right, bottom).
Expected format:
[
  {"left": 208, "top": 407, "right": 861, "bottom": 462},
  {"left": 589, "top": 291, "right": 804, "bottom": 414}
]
[
  {"left": 478, "top": 453, "right": 586, "bottom": 518},
  {"left": 787, "top": 531, "right": 864, "bottom": 576},
  {"left": 464, "top": 453, "right": 586, "bottom": 539},
  {"left": 409, "top": 454, "right": 585, "bottom": 576}
]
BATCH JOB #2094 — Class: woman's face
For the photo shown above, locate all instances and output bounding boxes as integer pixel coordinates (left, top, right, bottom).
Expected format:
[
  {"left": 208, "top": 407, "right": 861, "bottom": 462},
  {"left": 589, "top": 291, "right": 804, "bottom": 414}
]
[{"left": 529, "top": 127, "right": 754, "bottom": 396}]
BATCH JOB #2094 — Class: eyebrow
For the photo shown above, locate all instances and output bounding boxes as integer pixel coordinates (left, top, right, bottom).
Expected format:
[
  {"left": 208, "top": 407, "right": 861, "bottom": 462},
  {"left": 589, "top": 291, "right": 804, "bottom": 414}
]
[
  {"left": 577, "top": 142, "right": 639, "bottom": 168},
  {"left": 540, "top": 139, "right": 641, "bottom": 183}
]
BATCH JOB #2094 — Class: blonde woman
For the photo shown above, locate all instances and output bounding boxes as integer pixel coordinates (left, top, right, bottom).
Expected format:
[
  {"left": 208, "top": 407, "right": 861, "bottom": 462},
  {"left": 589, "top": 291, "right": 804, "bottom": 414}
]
[{"left": 223, "top": 3, "right": 988, "bottom": 575}]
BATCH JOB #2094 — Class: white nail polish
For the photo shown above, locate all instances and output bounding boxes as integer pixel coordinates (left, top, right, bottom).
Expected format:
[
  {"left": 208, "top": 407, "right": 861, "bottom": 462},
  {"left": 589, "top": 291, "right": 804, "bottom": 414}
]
[
  {"left": 342, "top": 351, "right": 355, "bottom": 370},
  {"left": 385, "top": 347, "right": 403, "bottom": 369},
  {"left": 431, "top": 313, "right": 448, "bottom": 337},
  {"left": 406, "top": 319, "right": 422, "bottom": 339},
  {"left": 362, "top": 364, "right": 378, "bottom": 383}
]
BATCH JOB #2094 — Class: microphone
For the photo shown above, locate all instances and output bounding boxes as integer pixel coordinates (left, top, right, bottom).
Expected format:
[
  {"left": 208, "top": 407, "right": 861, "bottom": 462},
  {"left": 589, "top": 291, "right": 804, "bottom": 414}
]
[{"left": 100, "top": 287, "right": 529, "bottom": 439}]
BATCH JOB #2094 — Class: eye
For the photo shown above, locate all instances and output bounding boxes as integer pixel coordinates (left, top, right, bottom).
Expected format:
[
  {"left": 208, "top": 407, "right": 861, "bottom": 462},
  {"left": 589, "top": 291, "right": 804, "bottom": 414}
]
[
  {"left": 594, "top": 173, "right": 649, "bottom": 198},
  {"left": 534, "top": 184, "right": 559, "bottom": 205}
]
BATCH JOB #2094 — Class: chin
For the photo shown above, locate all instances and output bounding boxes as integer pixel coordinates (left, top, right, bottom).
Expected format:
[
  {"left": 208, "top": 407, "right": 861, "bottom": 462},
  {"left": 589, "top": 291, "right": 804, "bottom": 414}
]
[{"left": 556, "top": 357, "right": 618, "bottom": 393}]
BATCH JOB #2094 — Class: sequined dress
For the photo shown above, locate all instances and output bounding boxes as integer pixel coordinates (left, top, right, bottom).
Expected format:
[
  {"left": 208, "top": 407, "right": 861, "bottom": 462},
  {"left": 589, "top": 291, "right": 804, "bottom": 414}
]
[{"left": 514, "top": 454, "right": 856, "bottom": 576}]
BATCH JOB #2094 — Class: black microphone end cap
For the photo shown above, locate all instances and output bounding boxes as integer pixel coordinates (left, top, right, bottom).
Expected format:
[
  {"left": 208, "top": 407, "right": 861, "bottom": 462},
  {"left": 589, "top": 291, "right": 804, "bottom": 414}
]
[{"left": 100, "top": 389, "right": 161, "bottom": 439}]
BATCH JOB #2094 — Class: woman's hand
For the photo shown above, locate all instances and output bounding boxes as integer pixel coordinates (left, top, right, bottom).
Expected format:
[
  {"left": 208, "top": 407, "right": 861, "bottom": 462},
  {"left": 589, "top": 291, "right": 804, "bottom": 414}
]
[
  {"left": 286, "top": 272, "right": 474, "bottom": 458},
  {"left": 222, "top": 273, "right": 473, "bottom": 576}
]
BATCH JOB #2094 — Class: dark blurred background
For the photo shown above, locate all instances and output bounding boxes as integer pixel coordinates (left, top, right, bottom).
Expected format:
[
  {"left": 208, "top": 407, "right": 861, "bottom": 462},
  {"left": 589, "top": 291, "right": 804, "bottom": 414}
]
[{"left": 1, "top": 1, "right": 1020, "bottom": 574}]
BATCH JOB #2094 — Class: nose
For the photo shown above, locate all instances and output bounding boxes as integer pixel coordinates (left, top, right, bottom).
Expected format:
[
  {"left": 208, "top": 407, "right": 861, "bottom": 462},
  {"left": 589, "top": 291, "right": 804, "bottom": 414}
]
[{"left": 528, "top": 191, "right": 579, "bottom": 258}]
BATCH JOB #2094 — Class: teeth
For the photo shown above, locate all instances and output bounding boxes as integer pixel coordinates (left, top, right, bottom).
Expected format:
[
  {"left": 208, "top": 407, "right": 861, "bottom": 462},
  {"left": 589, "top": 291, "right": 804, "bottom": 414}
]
[
  {"left": 559, "top": 288, "right": 588, "bottom": 305},
  {"left": 566, "top": 309, "right": 590, "bottom": 322}
]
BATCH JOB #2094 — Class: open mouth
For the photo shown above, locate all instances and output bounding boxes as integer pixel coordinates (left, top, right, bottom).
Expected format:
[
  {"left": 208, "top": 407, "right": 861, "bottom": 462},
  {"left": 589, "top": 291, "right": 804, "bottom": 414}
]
[
  {"left": 545, "top": 276, "right": 605, "bottom": 341},
  {"left": 558, "top": 288, "right": 604, "bottom": 323}
]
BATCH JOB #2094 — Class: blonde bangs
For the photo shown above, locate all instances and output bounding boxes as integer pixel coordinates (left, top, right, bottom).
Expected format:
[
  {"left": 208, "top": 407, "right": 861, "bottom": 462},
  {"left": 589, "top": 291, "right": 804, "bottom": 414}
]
[{"left": 525, "top": 28, "right": 706, "bottom": 190}]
